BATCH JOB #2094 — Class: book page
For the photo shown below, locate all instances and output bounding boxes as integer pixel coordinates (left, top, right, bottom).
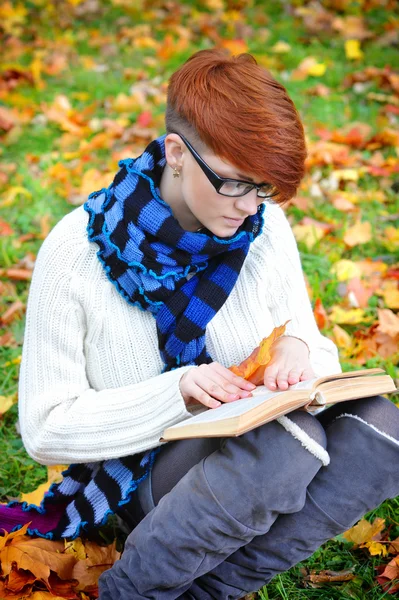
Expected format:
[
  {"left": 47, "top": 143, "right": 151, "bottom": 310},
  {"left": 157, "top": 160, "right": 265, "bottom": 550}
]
[{"left": 167, "top": 381, "right": 314, "bottom": 431}]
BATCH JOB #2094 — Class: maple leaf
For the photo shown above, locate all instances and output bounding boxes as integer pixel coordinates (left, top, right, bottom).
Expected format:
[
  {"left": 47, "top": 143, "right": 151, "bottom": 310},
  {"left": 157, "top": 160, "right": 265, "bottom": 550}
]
[
  {"left": 376, "top": 556, "right": 399, "bottom": 594},
  {"left": 343, "top": 517, "right": 385, "bottom": 549},
  {"left": 229, "top": 321, "right": 289, "bottom": 385},
  {"left": 0, "top": 524, "right": 76, "bottom": 584}
]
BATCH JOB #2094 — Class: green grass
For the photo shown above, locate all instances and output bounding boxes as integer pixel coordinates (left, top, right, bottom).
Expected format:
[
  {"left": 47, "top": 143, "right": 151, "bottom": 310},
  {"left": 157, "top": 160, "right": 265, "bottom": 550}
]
[{"left": 0, "top": 0, "right": 398, "bottom": 597}]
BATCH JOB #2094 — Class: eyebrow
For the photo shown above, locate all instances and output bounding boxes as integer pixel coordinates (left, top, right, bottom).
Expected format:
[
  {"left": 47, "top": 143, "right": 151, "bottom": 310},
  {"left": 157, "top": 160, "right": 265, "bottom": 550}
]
[
  {"left": 236, "top": 173, "right": 254, "bottom": 182},
  {"left": 217, "top": 170, "right": 254, "bottom": 182}
]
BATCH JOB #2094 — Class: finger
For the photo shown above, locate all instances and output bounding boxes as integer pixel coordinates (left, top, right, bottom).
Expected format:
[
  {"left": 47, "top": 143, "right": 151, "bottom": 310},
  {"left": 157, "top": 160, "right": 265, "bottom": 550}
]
[
  {"left": 263, "top": 365, "right": 279, "bottom": 390},
  {"left": 276, "top": 371, "right": 290, "bottom": 390},
  {"left": 287, "top": 369, "right": 302, "bottom": 385},
  {"left": 185, "top": 381, "right": 221, "bottom": 409},
  {"left": 210, "top": 362, "right": 256, "bottom": 391},
  {"left": 204, "top": 372, "right": 253, "bottom": 400},
  {"left": 194, "top": 370, "right": 247, "bottom": 403}
]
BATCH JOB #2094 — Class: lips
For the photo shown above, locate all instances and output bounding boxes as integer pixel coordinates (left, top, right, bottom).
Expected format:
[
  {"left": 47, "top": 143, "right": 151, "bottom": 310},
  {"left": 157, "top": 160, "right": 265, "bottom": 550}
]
[{"left": 223, "top": 216, "right": 245, "bottom": 226}]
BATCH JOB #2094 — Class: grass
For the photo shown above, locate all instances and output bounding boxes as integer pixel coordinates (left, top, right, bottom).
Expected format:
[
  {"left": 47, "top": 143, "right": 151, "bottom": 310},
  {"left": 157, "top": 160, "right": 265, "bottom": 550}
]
[{"left": 0, "top": 0, "right": 398, "bottom": 597}]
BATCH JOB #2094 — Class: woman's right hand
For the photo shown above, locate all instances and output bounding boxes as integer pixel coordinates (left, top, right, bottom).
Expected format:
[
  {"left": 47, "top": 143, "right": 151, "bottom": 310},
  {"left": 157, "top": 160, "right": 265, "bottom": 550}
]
[{"left": 179, "top": 362, "right": 256, "bottom": 409}]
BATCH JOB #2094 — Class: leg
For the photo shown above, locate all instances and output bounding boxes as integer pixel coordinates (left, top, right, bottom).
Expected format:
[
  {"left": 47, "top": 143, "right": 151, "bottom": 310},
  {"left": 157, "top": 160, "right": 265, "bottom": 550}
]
[
  {"left": 99, "top": 410, "right": 329, "bottom": 599},
  {"left": 182, "top": 395, "right": 399, "bottom": 599}
]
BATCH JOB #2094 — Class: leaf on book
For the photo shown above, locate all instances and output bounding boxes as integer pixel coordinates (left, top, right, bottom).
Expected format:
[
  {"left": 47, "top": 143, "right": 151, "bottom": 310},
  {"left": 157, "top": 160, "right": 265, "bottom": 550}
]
[{"left": 229, "top": 321, "right": 289, "bottom": 384}]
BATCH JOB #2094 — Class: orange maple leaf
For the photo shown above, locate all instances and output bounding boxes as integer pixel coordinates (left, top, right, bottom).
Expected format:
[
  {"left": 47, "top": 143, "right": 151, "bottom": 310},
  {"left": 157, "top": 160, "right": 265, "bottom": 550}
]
[{"left": 229, "top": 320, "right": 289, "bottom": 385}]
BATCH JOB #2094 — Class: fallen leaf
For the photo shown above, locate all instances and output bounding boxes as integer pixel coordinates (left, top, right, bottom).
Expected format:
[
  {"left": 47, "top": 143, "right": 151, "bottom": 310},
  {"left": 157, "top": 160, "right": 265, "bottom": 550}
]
[
  {"left": 344, "top": 220, "right": 372, "bottom": 247},
  {"left": 329, "top": 306, "right": 367, "bottom": 325},
  {"left": 21, "top": 465, "right": 67, "bottom": 505},
  {"left": 292, "top": 224, "right": 326, "bottom": 249},
  {"left": 331, "top": 259, "right": 362, "bottom": 282},
  {"left": 313, "top": 298, "right": 328, "bottom": 329},
  {"left": 343, "top": 517, "right": 385, "bottom": 546},
  {"left": 0, "top": 300, "right": 25, "bottom": 326},
  {"left": 377, "top": 309, "right": 399, "bottom": 337},
  {"left": 0, "top": 393, "right": 18, "bottom": 417},
  {"left": 345, "top": 39, "right": 364, "bottom": 60},
  {"left": 332, "top": 324, "right": 353, "bottom": 351}
]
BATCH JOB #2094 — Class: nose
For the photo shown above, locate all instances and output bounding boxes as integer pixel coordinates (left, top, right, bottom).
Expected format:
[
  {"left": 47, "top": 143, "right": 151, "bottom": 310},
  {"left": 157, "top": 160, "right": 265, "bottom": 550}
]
[{"left": 234, "top": 189, "right": 259, "bottom": 217}]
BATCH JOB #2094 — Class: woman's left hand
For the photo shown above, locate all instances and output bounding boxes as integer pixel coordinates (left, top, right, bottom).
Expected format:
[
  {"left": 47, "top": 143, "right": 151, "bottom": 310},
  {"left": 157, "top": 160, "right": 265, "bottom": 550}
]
[{"left": 263, "top": 336, "right": 316, "bottom": 391}]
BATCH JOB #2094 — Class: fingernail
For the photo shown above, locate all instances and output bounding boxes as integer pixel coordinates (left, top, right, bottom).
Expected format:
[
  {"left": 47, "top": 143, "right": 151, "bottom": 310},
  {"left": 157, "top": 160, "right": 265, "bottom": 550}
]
[{"left": 212, "top": 401, "right": 221, "bottom": 408}]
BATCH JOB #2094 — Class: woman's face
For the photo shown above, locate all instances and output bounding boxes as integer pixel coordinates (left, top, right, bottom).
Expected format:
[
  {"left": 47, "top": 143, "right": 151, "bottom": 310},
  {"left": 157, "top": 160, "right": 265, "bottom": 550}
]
[
  {"left": 181, "top": 149, "right": 264, "bottom": 238},
  {"left": 162, "top": 134, "right": 265, "bottom": 238}
]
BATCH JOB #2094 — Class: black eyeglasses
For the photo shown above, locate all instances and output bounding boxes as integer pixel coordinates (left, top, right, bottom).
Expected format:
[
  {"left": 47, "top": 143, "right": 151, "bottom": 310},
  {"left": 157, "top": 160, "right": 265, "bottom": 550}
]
[{"left": 174, "top": 133, "right": 278, "bottom": 199}]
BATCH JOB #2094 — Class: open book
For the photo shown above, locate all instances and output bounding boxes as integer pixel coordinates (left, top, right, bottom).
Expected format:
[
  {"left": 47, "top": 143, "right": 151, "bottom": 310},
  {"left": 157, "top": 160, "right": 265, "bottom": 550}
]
[{"left": 160, "top": 368, "right": 397, "bottom": 442}]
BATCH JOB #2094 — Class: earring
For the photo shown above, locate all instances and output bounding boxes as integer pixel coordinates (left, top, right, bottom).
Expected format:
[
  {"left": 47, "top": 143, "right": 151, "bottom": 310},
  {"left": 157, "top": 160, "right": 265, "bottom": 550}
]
[{"left": 173, "top": 166, "right": 180, "bottom": 178}]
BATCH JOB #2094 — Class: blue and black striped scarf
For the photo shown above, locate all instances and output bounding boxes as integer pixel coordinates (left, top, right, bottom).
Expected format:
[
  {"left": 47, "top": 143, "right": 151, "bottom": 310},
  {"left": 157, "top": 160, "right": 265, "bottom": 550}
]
[
  {"left": 4, "top": 135, "right": 265, "bottom": 540},
  {"left": 84, "top": 134, "right": 265, "bottom": 371}
]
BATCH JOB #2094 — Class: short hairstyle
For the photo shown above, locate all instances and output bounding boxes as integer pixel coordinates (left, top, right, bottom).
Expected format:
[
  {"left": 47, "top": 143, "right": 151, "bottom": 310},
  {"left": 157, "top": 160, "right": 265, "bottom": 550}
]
[{"left": 165, "top": 48, "right": 307, "bottom": 205}]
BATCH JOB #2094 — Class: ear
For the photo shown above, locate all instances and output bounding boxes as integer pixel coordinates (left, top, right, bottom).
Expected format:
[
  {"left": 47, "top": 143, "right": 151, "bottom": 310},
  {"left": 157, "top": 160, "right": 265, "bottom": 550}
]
[{"left": 164, "top": 133, "right": 186, "bottom": 169}]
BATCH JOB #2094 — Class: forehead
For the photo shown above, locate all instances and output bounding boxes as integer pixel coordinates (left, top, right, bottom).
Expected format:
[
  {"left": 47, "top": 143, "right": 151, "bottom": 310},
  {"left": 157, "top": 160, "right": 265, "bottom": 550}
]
[{"left": 202, "top": 149, "right": 256, "bottom": 182}]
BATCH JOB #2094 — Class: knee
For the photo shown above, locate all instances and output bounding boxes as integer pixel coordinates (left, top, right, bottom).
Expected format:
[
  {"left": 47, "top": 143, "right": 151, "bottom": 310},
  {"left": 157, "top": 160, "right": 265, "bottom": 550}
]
[
  {"left": 329, "top": 396, "right": 399, "bottom": 441},
  {"left": 283, "top": 410, "right": 327, "bottom": 449}
]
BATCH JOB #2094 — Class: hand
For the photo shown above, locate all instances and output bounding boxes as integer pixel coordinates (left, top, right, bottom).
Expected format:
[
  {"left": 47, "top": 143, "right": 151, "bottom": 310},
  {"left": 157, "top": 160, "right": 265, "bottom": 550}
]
[
  {"left": 179, "top": 362, "right": 256, "bottom": 409},
  {"left": 263, "top": 336, "right": 315, "bottom": 391}
]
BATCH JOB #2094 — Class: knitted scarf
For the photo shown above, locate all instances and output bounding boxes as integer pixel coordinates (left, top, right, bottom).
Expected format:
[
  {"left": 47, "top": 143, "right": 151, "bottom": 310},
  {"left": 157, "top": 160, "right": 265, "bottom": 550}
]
[
  {"left": 1, "top": 134, "right": 265, "bottom": 540},
  {"left": 84, "top": 134, "right": 265, "bottom": 370}
]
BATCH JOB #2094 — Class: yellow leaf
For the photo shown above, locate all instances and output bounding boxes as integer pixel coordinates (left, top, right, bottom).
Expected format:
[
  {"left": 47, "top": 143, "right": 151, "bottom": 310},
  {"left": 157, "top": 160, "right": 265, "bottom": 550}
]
[
  {"left": 271, "top": 41, "right": 291, "bottom": 53},
  {"left": 365, "top": 541, "right": 388, "bottom": 556},
  {"left": 64, "top": 537, "right": 87, "bottom": 560},
  {"left": 332, "top": 324, "right": 353, "bottom": 350},
  {"left": 331, "top": 259, "right": 362, "bottom": 282},
  {"left": 307, "top": 62, "right": 327, "bottom": 77},
  {"left": 0, "top": 392, "right": 17, "bottom": 417},
  {"left": 0, "top": 186, "right": 32, "bottom": 208},
  {"left": 292, "top": 224, "right": 325, "bottom": 249},
  {"left": 345, "top": 39, "right": 364, "bottom": 60},
  {"left": 343, "top": 517, "right": 385, "bottom": 545},
  {"left": 332, "top": 169, "right": 360, "bottom": 181},
  {"left": 380, "top": 281, "right": 399, "bottom": 310},
  {"left": 344, "top": 221, "right": 372, "bottom": 247},
  {"left": 80, "top": 168, "right": 114, "bottom": 197},
  {"left": 21, "top": 465, "right": 67, "bottom": 505},
  {"left": 383, "top": 226, "right": 399, "bottom": 251},
  {"left": 329, "top": 306, "right": 367, "bottom": 325}
]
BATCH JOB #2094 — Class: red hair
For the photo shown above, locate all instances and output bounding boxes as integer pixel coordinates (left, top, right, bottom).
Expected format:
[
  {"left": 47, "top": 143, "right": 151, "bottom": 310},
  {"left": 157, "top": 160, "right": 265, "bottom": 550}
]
[{"left": 165, "top": 48, "right": 307, "bottom": 205}]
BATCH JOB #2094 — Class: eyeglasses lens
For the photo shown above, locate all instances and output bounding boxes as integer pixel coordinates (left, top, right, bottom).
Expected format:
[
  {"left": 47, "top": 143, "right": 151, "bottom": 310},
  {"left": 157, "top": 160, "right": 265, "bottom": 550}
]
[{"left": 219, "top": 181, "right": 276, "bottom": 198}]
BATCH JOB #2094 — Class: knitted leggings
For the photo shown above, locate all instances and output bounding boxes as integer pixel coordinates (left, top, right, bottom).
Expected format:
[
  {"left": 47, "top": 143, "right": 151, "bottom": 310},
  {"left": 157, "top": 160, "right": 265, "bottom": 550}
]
[{"left": 101, "top": 395, "right": 399, "bottom": 599}]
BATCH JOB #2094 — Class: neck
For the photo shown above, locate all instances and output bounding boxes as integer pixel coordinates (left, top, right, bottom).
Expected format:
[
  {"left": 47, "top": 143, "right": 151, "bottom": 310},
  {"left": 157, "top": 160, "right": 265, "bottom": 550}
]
[{"left": 159, "top": 164, "right": 203, "bottom": 232}]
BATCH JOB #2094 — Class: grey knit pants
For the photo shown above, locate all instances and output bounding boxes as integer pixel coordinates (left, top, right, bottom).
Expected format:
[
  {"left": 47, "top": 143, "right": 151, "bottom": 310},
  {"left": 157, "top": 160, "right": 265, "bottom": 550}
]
[{"left": 99, "top": 395, "right": 399, "bottom": 599}]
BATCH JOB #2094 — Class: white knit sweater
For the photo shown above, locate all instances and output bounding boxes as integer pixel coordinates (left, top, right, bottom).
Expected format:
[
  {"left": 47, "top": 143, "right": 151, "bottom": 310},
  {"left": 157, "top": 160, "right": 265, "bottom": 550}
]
[{"left": 18, "top": 202, "right": 341, "bottom": 466}]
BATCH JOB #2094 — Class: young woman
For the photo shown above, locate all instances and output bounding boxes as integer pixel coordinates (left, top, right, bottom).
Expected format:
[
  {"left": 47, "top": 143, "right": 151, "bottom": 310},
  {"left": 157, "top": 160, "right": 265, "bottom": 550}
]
[{"left": 5, "top": 49, "right": 399, "bottom": 599}]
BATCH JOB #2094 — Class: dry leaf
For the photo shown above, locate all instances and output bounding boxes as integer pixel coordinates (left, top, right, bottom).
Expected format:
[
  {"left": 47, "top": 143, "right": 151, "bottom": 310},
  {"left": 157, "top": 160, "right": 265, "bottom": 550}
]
[
  {"left": 0, "top": 393, "right": 18, "bottom": 417},
  {"left": 229, "top": 321, "right": 289, "bottom": 385},
  {"left": 344, "top": 220, "right": 372, "bottom": 247},
  {"left": 21, "top": 465, "right": 67, "bottom": 505},
  {"left": 377, "top": 308, "right": 399, "bottom": 337},
  {"left": 329, "top": 306, "right": 367, "bottom": 325},
  {"left": 343, "top": 517, "right": 385, "bottom": 546}
]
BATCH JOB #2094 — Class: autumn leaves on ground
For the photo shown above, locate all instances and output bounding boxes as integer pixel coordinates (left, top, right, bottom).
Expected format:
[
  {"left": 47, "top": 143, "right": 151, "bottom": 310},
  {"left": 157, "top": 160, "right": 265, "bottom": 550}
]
[{"left": 0, "top": 0, "right": 398, "bottom": 598}]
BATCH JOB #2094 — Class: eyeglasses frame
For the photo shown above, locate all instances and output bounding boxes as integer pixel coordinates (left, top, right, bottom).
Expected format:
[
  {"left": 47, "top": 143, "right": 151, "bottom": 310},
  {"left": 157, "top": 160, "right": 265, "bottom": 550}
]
[{"left": 172, "top": 132, "right": 278, "bottom": 199}]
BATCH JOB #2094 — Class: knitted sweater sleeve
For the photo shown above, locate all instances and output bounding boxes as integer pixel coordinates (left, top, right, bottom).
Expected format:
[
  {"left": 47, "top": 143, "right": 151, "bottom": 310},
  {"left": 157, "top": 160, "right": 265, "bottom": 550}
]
[
  {"left": 18, "top": 221, "right": 194, "bottom": 466},
  {"left": 252, "top": 202, "right": 342, "bottom": 377}
]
